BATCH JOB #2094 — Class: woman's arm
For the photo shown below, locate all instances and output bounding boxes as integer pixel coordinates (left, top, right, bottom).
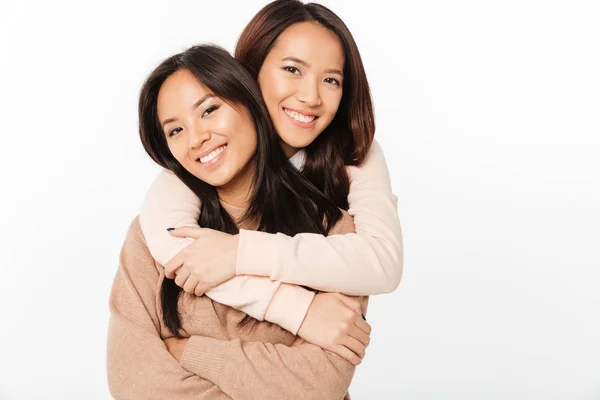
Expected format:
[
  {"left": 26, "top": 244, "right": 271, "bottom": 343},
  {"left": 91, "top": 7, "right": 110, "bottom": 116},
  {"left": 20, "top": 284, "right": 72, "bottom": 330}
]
[
  {"left": 236, "top": 140, "right": 403, "bottom": 295},
  {"left": 139, "top": 169, "right": 201, "bottom": 266},
  {"left": 139, "top": 174, "right": 368, "bottom": 361},
  {"left": 143, "top": 141, "right": 402, "bottom": 298},
  {"left": 178, "top": 297, "right": 369, "bottom": 400},
  {"left": 107, "top": 217, "right": 231, "bottom": 400},
  {"left": 140, "top": 171, "right": 312, "bottom": 332}
]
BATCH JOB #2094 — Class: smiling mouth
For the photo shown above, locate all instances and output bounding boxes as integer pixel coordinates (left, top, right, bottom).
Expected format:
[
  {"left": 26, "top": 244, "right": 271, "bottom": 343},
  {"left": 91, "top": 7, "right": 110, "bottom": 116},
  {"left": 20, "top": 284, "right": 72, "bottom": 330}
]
[
  {"left": 283, "top": 108, "right": 318, "bottom": 124},
  {"left": 197, "top": 144, "right": 227, "bottom": 164}
]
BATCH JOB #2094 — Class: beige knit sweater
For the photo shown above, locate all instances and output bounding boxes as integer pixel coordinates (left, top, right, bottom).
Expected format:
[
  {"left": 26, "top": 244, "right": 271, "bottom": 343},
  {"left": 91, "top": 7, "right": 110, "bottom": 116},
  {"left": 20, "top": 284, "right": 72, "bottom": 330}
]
[{"left": 107, "top": 205, "right": 366, "bottom": 400}]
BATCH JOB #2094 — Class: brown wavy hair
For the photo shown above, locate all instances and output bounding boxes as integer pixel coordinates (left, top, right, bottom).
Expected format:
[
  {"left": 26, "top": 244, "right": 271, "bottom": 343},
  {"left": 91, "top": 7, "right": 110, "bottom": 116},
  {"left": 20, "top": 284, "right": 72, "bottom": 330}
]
[{"left": 235, "top": 0, "right": 375, "bottom": 209}]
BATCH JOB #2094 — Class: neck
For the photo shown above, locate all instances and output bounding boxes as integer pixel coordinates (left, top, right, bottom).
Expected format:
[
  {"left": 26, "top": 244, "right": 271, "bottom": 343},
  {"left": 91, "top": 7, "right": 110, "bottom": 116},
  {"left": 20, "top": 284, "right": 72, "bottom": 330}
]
[
  {"left": 280, "top": 139, "right": 300, "bottom": 159},
  {"left": 216, "top": 164, "right": 254, "bottom": 209}
]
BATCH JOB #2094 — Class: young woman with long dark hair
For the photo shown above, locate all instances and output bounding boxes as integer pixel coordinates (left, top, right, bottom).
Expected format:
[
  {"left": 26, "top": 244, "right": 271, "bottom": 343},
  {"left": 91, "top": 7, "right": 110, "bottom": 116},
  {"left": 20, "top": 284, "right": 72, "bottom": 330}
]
[{"left": 107, "top": 45, "right": 369, "bottom": 399}]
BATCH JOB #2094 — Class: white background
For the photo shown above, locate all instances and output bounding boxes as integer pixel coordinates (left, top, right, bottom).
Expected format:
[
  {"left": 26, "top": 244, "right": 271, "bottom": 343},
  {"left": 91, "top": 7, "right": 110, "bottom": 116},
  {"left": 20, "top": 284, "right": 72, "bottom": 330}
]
[{"left": 1, "top": 0, "right": 599, "bottom": 399}]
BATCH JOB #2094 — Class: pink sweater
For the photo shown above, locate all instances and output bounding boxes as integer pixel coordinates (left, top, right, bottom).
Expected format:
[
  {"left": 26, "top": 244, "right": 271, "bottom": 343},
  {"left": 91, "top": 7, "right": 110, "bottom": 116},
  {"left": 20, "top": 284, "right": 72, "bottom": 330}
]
[
  {"left": 140, "top": 140, "right": 402, "bottom": 334},
  {"left": 107, "top": 207, "right": 366, "bottom": 399}
]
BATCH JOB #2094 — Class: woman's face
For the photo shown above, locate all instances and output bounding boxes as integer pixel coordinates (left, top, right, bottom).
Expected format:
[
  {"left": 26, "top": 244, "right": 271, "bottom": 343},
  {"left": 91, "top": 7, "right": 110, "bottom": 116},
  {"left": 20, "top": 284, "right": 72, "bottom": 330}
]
[
  {"left": 258, "top": 21, "right": 345, "bottom": 157},
  {"left": 158, "top": 69, "right": 257, "bottom": 193}
]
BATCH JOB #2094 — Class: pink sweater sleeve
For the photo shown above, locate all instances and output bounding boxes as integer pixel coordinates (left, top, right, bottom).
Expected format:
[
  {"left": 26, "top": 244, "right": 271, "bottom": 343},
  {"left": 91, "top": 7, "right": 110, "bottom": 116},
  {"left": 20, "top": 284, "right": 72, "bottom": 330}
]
[
  {"left": 139, "top": 170, "right": 200, "bottom": 267},
  {"left": 237, "top": 140, "right": 403, "bottom": 295},
  {"left": 180, "top": 337, "right": 355, "bottom": 400},
  {"left": 180, "top": 295, "right": 367, "bottom": 400},
  {"left": 139, "top": 170, "right": 314, "bottom": 335},
  {"left": 107, "top": 218, "right": 231, "bottom": 399}
]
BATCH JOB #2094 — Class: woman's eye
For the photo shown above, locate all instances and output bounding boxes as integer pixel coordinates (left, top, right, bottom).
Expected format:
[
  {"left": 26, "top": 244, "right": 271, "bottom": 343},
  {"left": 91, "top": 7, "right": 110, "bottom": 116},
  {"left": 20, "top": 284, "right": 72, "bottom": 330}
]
[
  {"left": 168, "top": 127, "right": 183, "bottom": 137},
  {"left": 324, "top": 77, "right": 341, "bottom": 86},
  {"left": 202, "top": 105, "right": 219, "bottom": 117},
  {"left": 283, "top": 66, "right": 301, "bottom": 75}
]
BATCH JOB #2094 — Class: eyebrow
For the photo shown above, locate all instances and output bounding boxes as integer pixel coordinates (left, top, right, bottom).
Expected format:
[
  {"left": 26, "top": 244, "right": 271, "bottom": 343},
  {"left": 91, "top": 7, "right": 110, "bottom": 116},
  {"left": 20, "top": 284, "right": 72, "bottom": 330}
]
[
  {"left": 281, "top": 56, "right": 344, "bottom": 77},
  {"left": 161, "top": 94, "right": 215, "bottom": 128}
]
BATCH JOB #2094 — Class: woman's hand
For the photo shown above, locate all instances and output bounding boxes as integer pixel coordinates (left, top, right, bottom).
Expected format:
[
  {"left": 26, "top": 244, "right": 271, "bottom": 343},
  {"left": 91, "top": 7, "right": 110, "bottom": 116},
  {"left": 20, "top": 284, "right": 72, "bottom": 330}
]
[
  {"left": 291, "top": 337, "right": 306, "bottom": 347},
  {"left": 165, "top": 227, "right": 239, "bottom": 296},
  {"left": 163, "top": 337, "right": 190, "bottom": 362},
  {"left": 297, "top": 293, "right": 371, "bottom": 365}
]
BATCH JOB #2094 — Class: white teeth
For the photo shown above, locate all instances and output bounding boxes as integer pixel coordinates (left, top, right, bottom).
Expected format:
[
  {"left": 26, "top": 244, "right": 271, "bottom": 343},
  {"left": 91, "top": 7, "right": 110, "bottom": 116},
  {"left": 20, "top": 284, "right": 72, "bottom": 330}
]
[
  {"left": 284, "top": 108, "right": 316, "bottom": 123},
  {"left": 199, "top": 145, "right": 226, "bottom": 163}
]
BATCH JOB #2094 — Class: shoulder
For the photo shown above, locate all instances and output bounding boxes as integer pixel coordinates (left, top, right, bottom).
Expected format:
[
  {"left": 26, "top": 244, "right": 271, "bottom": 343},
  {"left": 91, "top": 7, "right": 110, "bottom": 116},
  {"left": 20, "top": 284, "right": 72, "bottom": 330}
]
[
  {"left": 344, "top": 139, "right": 394, "bottom": 191},
  {"left": 124, "top": 216, "right": 147, "bottom": 248},
  {"left": 346, "top": 139, "right": 388, "bottom": 174},
  {"left": 149, "top": 169, "right": 192, "bottom": 191},
  {"left": 119, "top": 216, "right": 162, "bottom": 276},
  {"left": 142, "top": 169, "right": 202, "bottom": 211}
]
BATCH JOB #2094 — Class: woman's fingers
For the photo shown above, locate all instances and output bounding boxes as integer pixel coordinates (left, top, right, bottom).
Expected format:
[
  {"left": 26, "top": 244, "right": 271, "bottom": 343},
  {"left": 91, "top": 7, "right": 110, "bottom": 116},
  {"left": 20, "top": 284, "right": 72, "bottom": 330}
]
[
  {"left": 168, "top": 226, "right": 205, "bottom": 239},
  {"left": 342, "top": 336, "right": 366, "bottom": 360},
  {"left": 194, "top": 282, "right": 207, "bottom": 297},
  {"left": 349, "top": 324, "right": 371, "bottom": 347},
  {"left": 172, "top": 265, "right": 207, "bottom": 295},
  {"left": 291, "top": 338, "right": 306, "bottom": 347},
  {"left": 174, "top": 267, "right": 191, "bottom": 288},
  {"left": 333, "top": 344, "right": 362, "bottom": 366},
  {"left": 354, "top": 316, "right": 372, "bottom": 336},
  {"left": 193, "top": 281, "right": 213, "bottom": 297},
  {"left": 164, "top": 251, "right": 185, "bottom": 279},
  {"left": 183, "top": 275, "right": 199, "bottom": 294}
]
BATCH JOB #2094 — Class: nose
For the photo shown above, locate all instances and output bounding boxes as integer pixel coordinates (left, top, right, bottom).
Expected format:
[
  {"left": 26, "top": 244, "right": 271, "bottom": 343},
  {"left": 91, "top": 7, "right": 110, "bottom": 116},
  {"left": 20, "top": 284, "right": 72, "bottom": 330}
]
[
  {"left": 188, "top": 124, "right": 211, "bottom": 149},
  {"left": 296, "top": 77, "right": 322, "bottom": 107}
]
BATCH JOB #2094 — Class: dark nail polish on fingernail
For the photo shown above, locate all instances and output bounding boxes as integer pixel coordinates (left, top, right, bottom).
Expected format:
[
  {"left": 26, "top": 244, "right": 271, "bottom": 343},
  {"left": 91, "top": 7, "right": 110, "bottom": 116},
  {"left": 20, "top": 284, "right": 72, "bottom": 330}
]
[
  {"left": 361, "top": 314, "right": 366, "bottom": 321},
  {"left": 166, "top": 228, "right": 175, "bottom": 231}
]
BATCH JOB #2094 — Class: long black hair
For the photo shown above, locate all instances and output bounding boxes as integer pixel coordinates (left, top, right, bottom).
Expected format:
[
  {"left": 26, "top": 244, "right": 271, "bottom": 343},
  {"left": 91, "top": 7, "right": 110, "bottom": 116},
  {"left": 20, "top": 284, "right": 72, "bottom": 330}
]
[{"left": 138, "top": 45, "right": 342, "bottom": 336}]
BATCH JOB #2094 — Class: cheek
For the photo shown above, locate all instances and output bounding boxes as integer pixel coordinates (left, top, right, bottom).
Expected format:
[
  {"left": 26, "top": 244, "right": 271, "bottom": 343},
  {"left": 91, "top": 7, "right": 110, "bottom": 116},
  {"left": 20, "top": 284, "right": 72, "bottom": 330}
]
[
  {"left": 167, "top": 141, "right": 186, "bottom": 164},
  {"left": 323, "top": 90, "right": 343, "bottom": 119},
  {"left": 239, "top": 130, "right": 258, "bottom": 158},
  {"left": 261, "top": 73, "right": 291, "bottom": 109},
  {"left": 212, "top": 114, "right": 235, "bottom": 132}
]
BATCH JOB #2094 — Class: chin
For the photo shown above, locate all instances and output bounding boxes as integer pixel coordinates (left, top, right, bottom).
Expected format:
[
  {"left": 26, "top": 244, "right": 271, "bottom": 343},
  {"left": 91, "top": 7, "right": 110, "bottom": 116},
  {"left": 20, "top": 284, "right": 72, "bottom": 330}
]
[
  {"left": 206, "top": 176, "right": 231, "bottom": 187},
  {"left": 283, "top": 135, "right": 319, "bottom": 150},
  {"left": 189, "top": 170, "right": 228, "bottom": 187}
]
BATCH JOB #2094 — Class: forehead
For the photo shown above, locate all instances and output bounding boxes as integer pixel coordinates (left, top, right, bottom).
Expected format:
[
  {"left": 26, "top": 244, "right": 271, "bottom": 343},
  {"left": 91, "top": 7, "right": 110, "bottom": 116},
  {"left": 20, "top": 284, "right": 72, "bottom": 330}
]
[
  {"left": 157, "top": 69, "right": 209, "bottom": 116},
  {"left": 269, "top": 21, "right": 345, "bottom": 68}
]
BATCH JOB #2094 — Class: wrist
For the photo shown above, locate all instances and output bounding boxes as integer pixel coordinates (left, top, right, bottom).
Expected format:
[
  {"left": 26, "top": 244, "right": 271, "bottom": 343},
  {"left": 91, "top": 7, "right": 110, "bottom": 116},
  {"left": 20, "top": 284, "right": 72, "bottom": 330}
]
[
  {"left": 266, "top": 285, "right": 315, "bottom": 335},
  {"left": 297, "top": 295, "right": 317, "bottom": 339},
  {"left": 230, "top": 234, "right": 240, "bottom": 277}
]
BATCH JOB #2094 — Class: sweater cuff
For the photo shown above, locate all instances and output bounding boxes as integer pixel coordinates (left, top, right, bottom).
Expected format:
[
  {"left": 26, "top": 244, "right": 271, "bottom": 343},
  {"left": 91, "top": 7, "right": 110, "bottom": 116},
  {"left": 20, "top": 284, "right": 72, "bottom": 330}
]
[
  {"left": 236, "top": 229, "right": 282, "bottom": 277},
  {"left": 264, "top": 284, "right": 315, "bottom": 335},
  {"left": 180, "top": 336, "right": 229, "bottom": 383}
]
